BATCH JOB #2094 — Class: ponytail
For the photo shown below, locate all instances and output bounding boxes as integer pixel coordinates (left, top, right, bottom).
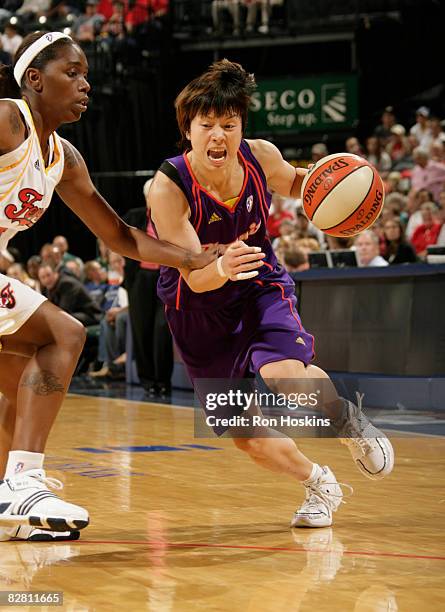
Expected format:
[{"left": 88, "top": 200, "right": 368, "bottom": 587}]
[{"left": 0, "top": 64, "right": 20, "bottom": 99}]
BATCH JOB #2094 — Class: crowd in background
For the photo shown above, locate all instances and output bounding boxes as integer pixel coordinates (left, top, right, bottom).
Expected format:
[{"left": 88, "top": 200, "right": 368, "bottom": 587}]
[
  {"left": 0, "top": 0, "right": 168, "bottom": 64},
  {"left": 0, "top": 0, "right": 290, "bottom": 43},
  {"left": 271, "top": 105, "right": 445, "bottom": 273},
  {"left": 0, "top": 11, "right": 444, "bottom": 389}
]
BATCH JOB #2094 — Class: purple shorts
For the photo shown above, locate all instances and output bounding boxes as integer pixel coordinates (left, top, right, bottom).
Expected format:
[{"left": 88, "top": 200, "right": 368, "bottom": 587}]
[{"left": 165, "top": 276, "right": 315, "bottom": 433}]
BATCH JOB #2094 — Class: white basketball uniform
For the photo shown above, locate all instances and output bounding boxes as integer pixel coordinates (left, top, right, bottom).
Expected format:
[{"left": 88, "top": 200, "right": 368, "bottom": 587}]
[{"left": 0, "top": 98, "right": 65, "bottom": 336}]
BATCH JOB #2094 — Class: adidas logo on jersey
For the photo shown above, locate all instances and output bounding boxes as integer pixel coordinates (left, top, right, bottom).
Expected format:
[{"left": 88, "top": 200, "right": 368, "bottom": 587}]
[
  {"left": 208, "top": 212, "right": 222, "bottom": 224},
  {"left": 296, "top": 337, "right": 306, "bottom": 346},
  {"left": 34, "top": 160, "right": 40, "bottom": 171}
]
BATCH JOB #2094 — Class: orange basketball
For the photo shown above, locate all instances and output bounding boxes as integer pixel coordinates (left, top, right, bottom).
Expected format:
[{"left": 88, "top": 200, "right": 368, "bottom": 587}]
[{"left": 301, "top": 153, "right": 385, "bottom": 237}]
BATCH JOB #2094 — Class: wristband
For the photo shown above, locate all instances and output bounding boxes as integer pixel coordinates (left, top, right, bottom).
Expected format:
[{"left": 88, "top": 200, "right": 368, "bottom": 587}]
[{"left": 216, "top": 255, "right": 228, "bottom": 278}]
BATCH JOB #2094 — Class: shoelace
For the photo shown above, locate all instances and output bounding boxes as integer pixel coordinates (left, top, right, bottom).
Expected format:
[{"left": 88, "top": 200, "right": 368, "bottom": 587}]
[
  {"left": 346, "top": 436, "right": 375, "bottom": 455},
  {"left": 31, "top": 473, "right": 64, "bottom": 492},
  {"left": 303, "top": 481, "right": 354, "bottom": 514},
  {"left": 340, "top": 393, "right": 376, "bottom": 453}
]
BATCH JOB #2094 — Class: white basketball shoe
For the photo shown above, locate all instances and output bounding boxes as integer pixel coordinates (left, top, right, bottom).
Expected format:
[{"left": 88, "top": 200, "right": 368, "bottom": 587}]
[
  {"left": 0, "top": 524, "right": 80, "bottom": 541},
  {"left": 0, "top": 469, "right": 89, "bottom": 532},
  {"left": 338, "top": 394, "right": 395, "bottom": 480},
  {"left": 291, "top": 466, "right": 352, "bottom": 528}
]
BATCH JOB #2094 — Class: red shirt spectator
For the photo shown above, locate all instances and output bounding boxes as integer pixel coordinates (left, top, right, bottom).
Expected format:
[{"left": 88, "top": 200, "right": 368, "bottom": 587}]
[
  {"left": 267, "top": 210, "right": 294, "bottom": 239},
  {"left": 127, "top": 0, "right": 168, "bottom": 26},
  {"left": 411, "top": 223, "right": 441, "bottom": 254},
  {"left": 411, "top": 202, "right": 442, "bottom": 256},
  {"left": 267, "top": 193, "right": 295, "bottom": 238},
  {"left": 97, "top": 0, "right": 114, "bottom": 19},
  {"left": 98, "top": 0, "right": 168, "bottom": 30}
]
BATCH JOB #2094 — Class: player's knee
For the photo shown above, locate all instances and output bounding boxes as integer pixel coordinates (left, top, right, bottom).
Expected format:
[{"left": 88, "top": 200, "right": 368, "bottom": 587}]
[
  {"left": 232, "top": 437, "right": 263, "bottom": 457},
  {"left": 260, "top": 360, "right": 308, "bottom": 393},
  {"left": 62, "top": 318, "right": 87, "bottom": 355}
]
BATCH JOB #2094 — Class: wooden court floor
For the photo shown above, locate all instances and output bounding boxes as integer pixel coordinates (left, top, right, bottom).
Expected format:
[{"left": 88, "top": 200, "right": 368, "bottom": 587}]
[{"left": 1, "top": 394, "right": 444, "bottom": 612}]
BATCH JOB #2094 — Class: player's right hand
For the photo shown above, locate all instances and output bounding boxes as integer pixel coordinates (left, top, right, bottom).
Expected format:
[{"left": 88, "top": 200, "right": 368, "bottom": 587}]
[{"left": 220, "top": 240, "right": 265, "bottom": 281}]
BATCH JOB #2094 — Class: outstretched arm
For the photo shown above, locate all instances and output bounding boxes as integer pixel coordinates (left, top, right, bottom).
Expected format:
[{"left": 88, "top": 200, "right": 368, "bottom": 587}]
[
  {"left": 150, "top": 171, "right": 265, "bottom": 293},
  {"left": 55, "top": 140, "right": 217, "bottom": 270}
]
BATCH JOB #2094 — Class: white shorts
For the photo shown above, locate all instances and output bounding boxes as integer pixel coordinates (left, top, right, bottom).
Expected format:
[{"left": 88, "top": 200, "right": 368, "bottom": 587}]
[{"left": 0, "top": 273, "right": 47, "bottom": 336}]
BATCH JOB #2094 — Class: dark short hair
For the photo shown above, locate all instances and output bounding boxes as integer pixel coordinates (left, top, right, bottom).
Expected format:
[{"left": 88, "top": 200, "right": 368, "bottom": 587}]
[
  {"left": 175, "top": 59, "right": 256, "bottom": 150},
  {"left": 38, "top": 261, "right": 57, "bottom": 272}
]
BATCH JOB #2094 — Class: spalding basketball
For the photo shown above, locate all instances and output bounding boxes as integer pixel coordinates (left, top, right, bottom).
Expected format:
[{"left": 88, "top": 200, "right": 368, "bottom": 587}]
[{"left": 301, "top": 153, "right": 385, "bottom": 237}]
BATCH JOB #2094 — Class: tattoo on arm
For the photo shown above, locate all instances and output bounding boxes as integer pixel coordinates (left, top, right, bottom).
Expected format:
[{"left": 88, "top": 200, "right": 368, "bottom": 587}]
[
  {"left": 63, "top": 141, "right": 82, "bottom": 170},
  {"left": 9, "top": 110, "right": 21, "bottom": 136},
  {"left": 21, "top": 371, "right": 65, "bottom": 396}
]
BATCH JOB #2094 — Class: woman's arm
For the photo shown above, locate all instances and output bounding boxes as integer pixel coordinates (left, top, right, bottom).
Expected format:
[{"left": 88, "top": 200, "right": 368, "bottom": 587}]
[
  {"left": 0, "top": 100, "right": 28, "bottom": 155},
  {"left": 150, "top": 171, "right": 265, "bottom": 293},
  {"left": 55, "top": 139, "right": 217, "bottom": 270},
  {"left": 247, "top": 139, "right": 309, "bottom": 199}
]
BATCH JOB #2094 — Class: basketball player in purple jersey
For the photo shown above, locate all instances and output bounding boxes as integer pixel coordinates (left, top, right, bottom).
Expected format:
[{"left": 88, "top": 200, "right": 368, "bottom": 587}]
[{"left": 150, "top": 61, "right": 395, "bottom": 527}]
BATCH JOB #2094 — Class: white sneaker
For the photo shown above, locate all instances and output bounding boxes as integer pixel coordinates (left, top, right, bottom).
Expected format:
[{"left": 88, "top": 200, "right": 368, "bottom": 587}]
[
  {"left": 0, "top": 524, "right": 80, "bottom": 541},
  {"left": 0, "top": 469, "right": 89, "bottom": 532},
  {"left": 339, "top": 394, "right": 395, "bottom": 480},
  {"left": 291, "top": 466, "right": 351, "bottom": 528}
]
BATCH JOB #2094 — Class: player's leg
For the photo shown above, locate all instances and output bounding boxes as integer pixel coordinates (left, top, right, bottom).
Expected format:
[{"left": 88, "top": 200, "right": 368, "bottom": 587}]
[
  {"left": 232, "top": 425, "right": 313, "bottom": 480},
  {"left": 0, "top": 394, "right": 14, "bottom": 476},
  {"left": 0, "top": 352, "right": 82, "bottom": 541},
  {"left": 0, "top": 299, "right": 89, "bottom": 532},
  {"left": 1, "top": 301, "right": 85, "bottom": 453},
  {"left": 261, "top": 359, "right": 394, "bottom": 480},
  {"left": 0, "top": 354, "right": 30, "bottom": 476},
  {"left": 230, "top": 366, "right": 345, "bottom": 528},
  {"left": 255, "top": 358, "right": 392, "bottom": 526}
]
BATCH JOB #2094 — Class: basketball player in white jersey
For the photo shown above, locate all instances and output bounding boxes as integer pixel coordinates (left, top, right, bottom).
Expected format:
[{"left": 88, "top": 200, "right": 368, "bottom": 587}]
[{"left": 0, "top": 31, "right": 236, "bottom": 541}]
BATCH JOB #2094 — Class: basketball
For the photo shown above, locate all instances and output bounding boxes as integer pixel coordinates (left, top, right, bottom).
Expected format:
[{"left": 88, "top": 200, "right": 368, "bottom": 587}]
[{"left": 301, "top": 153, "right": 385, "bottom": 237}]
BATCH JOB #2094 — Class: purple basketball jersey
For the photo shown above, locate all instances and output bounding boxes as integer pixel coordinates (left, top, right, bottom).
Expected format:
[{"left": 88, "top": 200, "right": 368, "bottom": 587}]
[
  {"left": 157, "top": 140, "right": 278, "bottom": 311},
  {"left": 156, "top": 140, "right": 315, "bottom": 432}
]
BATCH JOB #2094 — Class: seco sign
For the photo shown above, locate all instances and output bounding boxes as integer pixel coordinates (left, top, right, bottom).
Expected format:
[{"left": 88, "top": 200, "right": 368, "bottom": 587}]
[{"left": 246, "top": 74, "right": 358, "bottom": 135}]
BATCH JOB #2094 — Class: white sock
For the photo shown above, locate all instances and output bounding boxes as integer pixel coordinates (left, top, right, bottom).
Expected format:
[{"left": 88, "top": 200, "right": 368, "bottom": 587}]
[
  {"left": 4, "top": 451, "right": 45, "bottom": 478},
  {"left": 303, "top": 463, "right": 323, "bottom": 485}
]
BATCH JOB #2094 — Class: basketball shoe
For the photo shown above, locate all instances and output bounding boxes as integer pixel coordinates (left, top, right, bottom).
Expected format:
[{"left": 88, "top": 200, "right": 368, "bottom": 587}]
[
  {"left": 336, "top": 393, "right": 395, "bottom": 480},
  {"left": 0, "top": 469, "right": 89, "bottom": 532},
  {"left": 291, "top": 466, "right": 351, "bottom": 528},
  {"left": 0, "top": 524, "right": 80, "bottom": 541}
]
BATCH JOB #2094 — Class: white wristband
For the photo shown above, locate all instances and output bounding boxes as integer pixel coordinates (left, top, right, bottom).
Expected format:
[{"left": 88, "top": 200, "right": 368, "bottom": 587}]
[{"left": 216, "top": 255, "right": 228, "bottom": 278}]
